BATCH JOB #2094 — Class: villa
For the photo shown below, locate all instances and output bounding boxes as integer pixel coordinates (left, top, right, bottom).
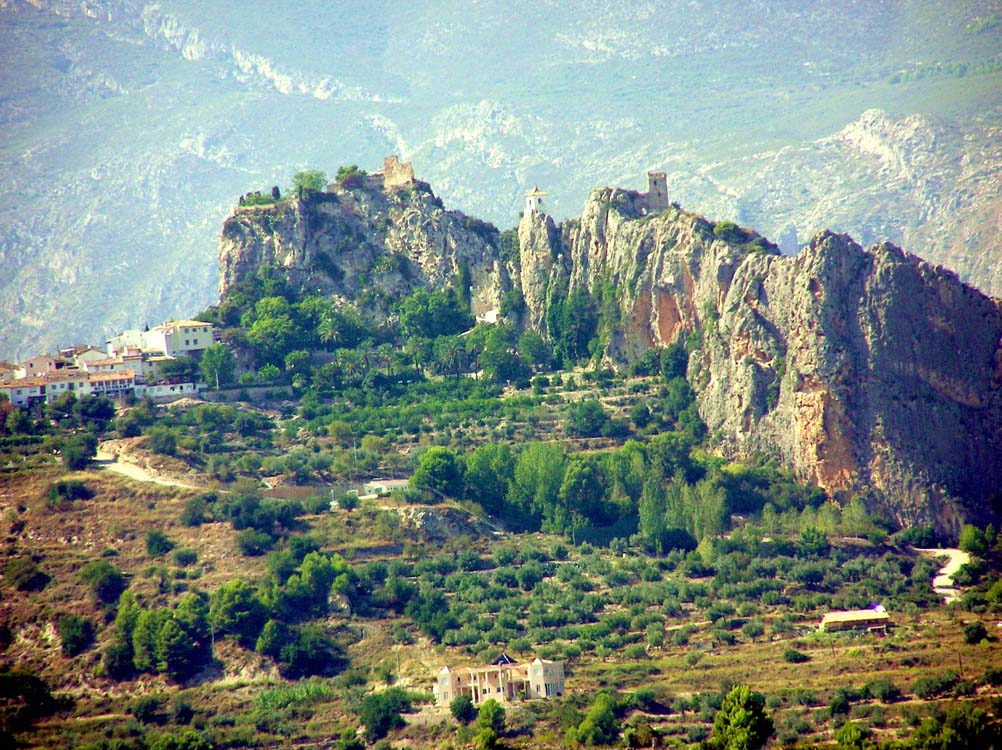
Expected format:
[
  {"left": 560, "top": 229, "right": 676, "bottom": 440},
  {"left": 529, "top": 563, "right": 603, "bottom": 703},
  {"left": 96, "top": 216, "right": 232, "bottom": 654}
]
[{"left": 434, "top": 655, "right": 565, "bottom": 707}]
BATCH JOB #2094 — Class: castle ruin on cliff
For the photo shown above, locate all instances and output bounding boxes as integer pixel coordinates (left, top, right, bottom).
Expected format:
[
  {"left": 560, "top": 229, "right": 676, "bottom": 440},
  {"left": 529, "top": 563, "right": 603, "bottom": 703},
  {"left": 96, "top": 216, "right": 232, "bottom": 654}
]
[{"left": 524, "top": 171, "right": 669, "bottom": 218}]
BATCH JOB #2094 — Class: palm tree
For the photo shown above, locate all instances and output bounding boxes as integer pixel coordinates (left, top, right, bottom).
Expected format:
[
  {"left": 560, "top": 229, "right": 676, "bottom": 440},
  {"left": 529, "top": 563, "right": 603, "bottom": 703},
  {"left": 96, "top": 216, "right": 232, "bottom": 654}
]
[{"left": 318, "top": 313, "right": 340, "bottom": 351}]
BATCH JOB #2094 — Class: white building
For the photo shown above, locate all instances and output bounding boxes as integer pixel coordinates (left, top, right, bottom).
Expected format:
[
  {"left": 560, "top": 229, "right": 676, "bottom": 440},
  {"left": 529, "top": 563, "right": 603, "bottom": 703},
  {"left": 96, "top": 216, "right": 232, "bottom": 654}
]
[
  {"left": 363, "top": 478, "right": 410, "bottom": 496},
  {"left": 86, "top": 369, "right": 136, "bottom": 399},
  {"left": 60, "top": 345, "right": 108, "bottom": 367},
  {"left": 434, "top": 656, "right": 565, "bottom": 707},
  {"left": 84, "top": 349, "right": 172, "bottom": 383},
  {"left": 0, "top": 379, "right": 45, "bottom": 408},
  {"left": 105, "top": 329, "right": 146, "bottom": 356},
  {"left": 524, "top": 186, "right": 547, "bottom": 215},
  {"left": 0, "top": 368, "right": 137, "bottom": 407},
  {"left": 135, "top": 381, "right": 198, "bottom": 401},
  {"left": 108, "top": 320, "right": 214, "bottom": 358},
  {"left": 38, "top": 369, "right": 91, "bottom": 401},
  {"left": 14, "top": 355, "right": 69, "bottom": 379},
  {"left": 144, "top": 320, "right": 214, "bottom": 357}
]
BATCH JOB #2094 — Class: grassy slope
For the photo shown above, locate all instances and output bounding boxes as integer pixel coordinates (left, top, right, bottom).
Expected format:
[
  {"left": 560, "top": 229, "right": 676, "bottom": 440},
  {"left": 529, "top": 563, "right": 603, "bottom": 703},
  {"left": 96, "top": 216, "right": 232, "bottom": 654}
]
[{"left": 2, "top": 444, "right": 1000, "bottom": 749}]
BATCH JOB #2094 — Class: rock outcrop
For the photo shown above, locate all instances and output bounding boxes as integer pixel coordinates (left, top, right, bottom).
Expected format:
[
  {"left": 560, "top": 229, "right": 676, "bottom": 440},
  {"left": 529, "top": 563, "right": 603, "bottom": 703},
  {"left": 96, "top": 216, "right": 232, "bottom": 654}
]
[
  {"left": 219, "top": 182, "right": 514, "bottom": 319},
  {"left": 220, "top": 178, "right": 1002, "bottom": 533},
  {"left": 516, "top": 192, "right": 1002, "bottom": 534}
]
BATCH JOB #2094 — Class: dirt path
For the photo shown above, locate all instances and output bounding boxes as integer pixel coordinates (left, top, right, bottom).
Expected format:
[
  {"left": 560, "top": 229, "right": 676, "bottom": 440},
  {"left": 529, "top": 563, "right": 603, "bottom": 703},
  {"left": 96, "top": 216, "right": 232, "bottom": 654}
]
[
  {"left": 94, "top": 450, "right": 203, "bottom": 490},
  {"left": 914, "top": 547, "right": 971, "bottom": 604}
]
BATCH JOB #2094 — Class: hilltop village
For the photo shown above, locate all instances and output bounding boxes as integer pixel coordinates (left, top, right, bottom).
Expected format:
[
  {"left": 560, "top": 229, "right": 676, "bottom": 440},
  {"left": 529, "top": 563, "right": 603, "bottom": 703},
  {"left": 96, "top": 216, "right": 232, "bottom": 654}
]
[
  {"left": 0, "top": 320, "right": 213, "bottom": 407},
  {"left": 0, "top": 155, "right": 673, "bottom": 413}
]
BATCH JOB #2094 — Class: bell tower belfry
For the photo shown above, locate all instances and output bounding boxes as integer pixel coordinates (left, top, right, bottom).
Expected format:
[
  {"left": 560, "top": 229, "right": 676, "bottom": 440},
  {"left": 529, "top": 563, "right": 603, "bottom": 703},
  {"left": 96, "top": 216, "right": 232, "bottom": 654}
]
[{"left": 524, "top": 186, "right": 547, "bottom": 215}]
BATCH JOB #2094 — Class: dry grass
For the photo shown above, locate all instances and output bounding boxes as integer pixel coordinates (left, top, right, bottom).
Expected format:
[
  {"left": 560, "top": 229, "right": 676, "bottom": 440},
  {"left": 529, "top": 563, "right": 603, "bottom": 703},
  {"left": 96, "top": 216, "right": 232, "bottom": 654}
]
[{"left": 4, "top": 460, "right": 1002, "bottom": 749}]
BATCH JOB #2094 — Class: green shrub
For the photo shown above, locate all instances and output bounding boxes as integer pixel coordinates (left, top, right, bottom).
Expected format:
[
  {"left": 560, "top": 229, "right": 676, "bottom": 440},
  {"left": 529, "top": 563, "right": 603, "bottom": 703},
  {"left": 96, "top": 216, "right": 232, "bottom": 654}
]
[
  {"left": 56, "top": 615, "right": 94, "bottom": 657},
  {"left": 711, "top": 685, "right": 773, "bottom": 750},
  {"left": 146, "top": 728, "right": 213, "bottom": 750},
  {"left": 477, "top": 698, "right": 506, "bottom": 733},
  {"left": 783, "top": 649, "right": 810, "bottom": 664},
  {"left": 146, "top": 426, "right": 178, "bottom": 456},
  {"left": 913, "top": 672, "right": 958, "bottom": 699},
  {"left": 963, "top": 621, "right": 988, "bottom": 644},
  {"left": 79, "top": 560, "right": 126, "bottom": 604},
  {"left": 238, "top": 528, "right": 275, "bottom": 556},
  {"left": 829, "top": 689, "right": 851, "bottom": 716},
  {"left": 173, "top": 548, "right": 198, "bottom": 567},
  {"left": 357, "top": 687, "right": 410, "bottom": 743},
  {"left": 146, "top": 530, "right": 175, "bottom": 557},
  {"left": 62, "top": 433, "right": 97, "bottom": 470},
  {"left": 4, "top": 557, "right": 50, "bottom": 592},
  {"left": 862, "top": 678, "right": 901, "bottom": 703},
  {"left": 211, "top": 580, "right": 267, "bottom": 648},
  {"left": 181, "top": 496, "right": 209, "bottom": 526},
  {"left": 451, "top": 694, "right": 476, "bottom": 723},
  {"left": 131, "top": 694, "right": 165, "bottom": 724},
  {"left": 575, "top": 693, "right": 617, "bottom": 746},
  {"left": 48, "top": 480, "right": 94, "bottom": 502}
]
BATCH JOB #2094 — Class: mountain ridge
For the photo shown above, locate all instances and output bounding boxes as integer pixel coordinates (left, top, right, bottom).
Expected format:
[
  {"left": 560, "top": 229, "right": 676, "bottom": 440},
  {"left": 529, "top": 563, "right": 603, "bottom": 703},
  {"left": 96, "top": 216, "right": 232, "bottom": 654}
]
[
  {"left": 217, "top": 176, "right": 1002, "bottom": 533},
  {"left": 3, "top": 0, "right": 1001, "bottom": 359}
]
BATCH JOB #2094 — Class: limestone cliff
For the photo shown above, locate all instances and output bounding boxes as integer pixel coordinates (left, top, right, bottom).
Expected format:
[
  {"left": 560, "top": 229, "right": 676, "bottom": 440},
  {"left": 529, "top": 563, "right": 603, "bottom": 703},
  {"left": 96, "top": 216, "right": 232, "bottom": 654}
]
[
  {"left": 219, "top": 182, "right": 512, "bottom": 319},
  {"left": 219, "top": 178, "right": 1002, "bottom": 533},
  {"left": 517, "top": 192, "right": 1002, "bottom": 534}
]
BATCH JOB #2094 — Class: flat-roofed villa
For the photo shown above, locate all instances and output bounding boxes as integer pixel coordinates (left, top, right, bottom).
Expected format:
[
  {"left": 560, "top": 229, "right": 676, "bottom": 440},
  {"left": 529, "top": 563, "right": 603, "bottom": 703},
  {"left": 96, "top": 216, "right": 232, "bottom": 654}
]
[
  {"left": 434, "top": 655, "right": 565, "bottom": 707},
  {"left": 819, "top": 605, "right": 891, "bottom": 633}
]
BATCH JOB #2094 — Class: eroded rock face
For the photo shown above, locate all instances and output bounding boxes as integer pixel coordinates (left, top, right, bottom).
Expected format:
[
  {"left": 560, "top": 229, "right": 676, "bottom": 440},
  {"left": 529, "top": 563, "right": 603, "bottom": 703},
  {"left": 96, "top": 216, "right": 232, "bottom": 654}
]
[
  {"left": 219, "top": 184, "right": 511, "bottom": 317},
  {"left": 517, "top": 193, "right": 1002, "bottom": 533},
  {"left": 222, "top": 180, "right": 1002, "bottom": 532}
]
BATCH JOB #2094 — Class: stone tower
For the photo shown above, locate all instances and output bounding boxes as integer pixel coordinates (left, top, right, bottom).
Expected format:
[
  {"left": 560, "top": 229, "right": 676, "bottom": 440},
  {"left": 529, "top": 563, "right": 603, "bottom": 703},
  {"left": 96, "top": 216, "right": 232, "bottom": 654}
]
[
  {"left": 524, "top": 186, "right": 547, "bottom": 215},
  {"left": 383, "top": 155, "right": 415, "bottom": 189},
  {"left": 646, "top": 172, "right": 669, "bottom": 211}
]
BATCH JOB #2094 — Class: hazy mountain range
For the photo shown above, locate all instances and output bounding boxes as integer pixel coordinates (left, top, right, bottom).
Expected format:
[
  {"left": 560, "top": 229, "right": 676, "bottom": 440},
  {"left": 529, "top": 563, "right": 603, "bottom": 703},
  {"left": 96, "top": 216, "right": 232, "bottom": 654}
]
[{"left": 1, "top": 0, "right": 1001, "bottom": 360}]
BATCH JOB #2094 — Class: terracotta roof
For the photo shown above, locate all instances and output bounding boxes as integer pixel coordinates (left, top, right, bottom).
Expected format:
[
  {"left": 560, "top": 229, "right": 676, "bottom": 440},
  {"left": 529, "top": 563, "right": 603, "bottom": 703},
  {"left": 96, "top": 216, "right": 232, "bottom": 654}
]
[
  {"left": 159, "top": 319, "right": 214, "bottom": 330},
  {"left": 89, "top": 369, "right": 136, "bottom": 382},
  {"left": 1, "top": 378, "right": 45, "bottom": 388},
  {"left": 43, "top": 370, "right": 89, "bottom": 382}
]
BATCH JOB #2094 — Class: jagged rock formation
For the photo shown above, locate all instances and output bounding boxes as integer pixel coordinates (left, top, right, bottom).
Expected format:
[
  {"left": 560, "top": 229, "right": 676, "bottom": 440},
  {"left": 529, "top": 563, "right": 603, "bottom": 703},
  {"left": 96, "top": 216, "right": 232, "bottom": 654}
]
[
  {"left": 220, "top": 178, "right": 1002, "bottom": 533},
  {"left": 676, "top": 109, "right": 1002, "bottom": 297},
  {"left": 219, "top": 181, "right": 513, "bottom": 319},
  {"left": 517, "top": 193, "right": 1002, "bottom": 534}
]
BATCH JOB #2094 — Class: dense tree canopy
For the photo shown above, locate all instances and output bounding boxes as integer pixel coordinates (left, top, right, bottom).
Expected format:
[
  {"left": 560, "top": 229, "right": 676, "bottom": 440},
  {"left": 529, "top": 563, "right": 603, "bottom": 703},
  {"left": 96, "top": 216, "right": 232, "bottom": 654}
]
[
  {"left": 399, "top": 288, "right": 472, "bottom": 340},
  {"left": 292, "top": 170, "right": 328, "bottom": 197},
  {"left": 410, "top": 447, "right": 465, "bottom": 501},
  {"left": 200, "top": 344, "right": 236, "bottom": 389}
]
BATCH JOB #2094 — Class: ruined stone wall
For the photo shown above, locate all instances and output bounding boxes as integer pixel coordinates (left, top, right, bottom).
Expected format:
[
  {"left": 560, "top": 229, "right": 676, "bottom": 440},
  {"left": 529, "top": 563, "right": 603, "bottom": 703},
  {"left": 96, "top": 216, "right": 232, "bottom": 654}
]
[{"left": 383, "top": 155, "right": 415, "bottom": 189}]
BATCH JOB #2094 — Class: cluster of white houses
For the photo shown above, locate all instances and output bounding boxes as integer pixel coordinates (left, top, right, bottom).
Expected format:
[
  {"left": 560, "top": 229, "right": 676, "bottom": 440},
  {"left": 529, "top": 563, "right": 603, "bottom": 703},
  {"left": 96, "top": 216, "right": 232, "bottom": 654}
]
[{"left": 0, "top": 320, "right": 215, "bottom": 408}]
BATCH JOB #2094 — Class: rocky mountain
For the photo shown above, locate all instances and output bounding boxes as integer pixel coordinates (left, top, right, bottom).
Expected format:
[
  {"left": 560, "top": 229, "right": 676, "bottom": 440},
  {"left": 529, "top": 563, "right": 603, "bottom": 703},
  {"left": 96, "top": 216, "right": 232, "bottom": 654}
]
[
  {"left": 517, "top": 196, "right": 1002, "bottom": 534},
  {"left": 3, "top": 0, "right": 1002, "bottom": 360},
  {"left": 218, "top": 178, "right": 514, "bottom": 320},
  {"left": 219, "top": 177, "right": 1002, "bottom": 533},
  {"left": 671, "top": 109, "right": 1002, "bottom": 296}
]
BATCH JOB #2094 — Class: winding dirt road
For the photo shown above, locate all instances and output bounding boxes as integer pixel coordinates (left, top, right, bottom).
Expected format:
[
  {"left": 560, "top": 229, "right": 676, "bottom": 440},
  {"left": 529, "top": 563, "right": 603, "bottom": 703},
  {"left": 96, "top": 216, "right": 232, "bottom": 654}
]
[
  {"left": 914, "top": 547, "right": 971, "bottom": 604},
  {"left": 94, "top": 450, "right": 203, "bottom": 490}
]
